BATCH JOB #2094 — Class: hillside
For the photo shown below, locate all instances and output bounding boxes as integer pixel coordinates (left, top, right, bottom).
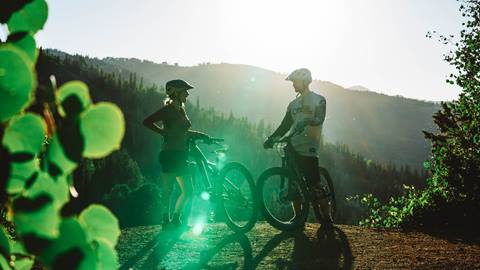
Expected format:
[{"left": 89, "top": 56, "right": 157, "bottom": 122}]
[
  {"left": 101, "top": 56, "right": 439, "bottom": 169},
  {"left": 43, "top": 50, "right": 439, "bottom": 168},
  {"left": 116, "top": 222, "right": 480, "bottom": 269}
]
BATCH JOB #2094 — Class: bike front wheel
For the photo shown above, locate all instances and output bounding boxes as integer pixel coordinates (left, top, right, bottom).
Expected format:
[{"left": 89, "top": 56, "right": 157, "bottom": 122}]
[
  {"left": 257, "top": 167, "right": 309, "bottom": 231},
  {"left": 218, "top": 162, "right": 257, "bottom": 233}
]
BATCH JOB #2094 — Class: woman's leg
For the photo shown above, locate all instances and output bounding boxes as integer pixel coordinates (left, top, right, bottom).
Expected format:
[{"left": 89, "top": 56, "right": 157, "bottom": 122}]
[
  {"left": 161, "top": 173, "right": 175, "bottom": 222},
  {"left": 172, "top": 174, "right": 194, "bottom": 225}
]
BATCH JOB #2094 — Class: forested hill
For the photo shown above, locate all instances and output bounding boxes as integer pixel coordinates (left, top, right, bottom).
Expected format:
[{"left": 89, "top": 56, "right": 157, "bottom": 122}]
[
  {"left": 47, "top": 49, "right": 438, "bottom": 169},
  {"left": 36, "top": 50, "right": 428, "bottom": 225},
  {"left": 101, "top": 56, "right": 440, "bottom": 169}
]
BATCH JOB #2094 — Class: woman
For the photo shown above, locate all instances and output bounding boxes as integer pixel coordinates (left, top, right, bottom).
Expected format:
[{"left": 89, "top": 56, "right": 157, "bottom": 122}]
[{"left": 143, "top": 79, "right": 208, "bottom": 229}]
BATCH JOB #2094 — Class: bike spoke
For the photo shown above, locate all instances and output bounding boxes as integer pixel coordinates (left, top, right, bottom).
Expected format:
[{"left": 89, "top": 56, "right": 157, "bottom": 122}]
[{"left": 220, "top": 166, "right": 255, "bottom": 229}]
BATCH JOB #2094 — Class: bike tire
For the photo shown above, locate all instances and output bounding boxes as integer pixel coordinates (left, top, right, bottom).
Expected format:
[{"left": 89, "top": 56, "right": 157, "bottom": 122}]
[
  {"left": 257, "top": 167, "right": 310, "bottom": 231},
  {"left": 319, "top": 166, "right": 336, "bottom": 221},
  {"left": 218, "top": 162, "right": 258, "bottom": 233}
]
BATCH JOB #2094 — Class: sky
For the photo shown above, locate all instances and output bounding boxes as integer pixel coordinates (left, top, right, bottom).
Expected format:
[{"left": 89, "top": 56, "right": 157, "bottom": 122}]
[{"left": 28, "top": 0, "right": 464, "bottom": 101}]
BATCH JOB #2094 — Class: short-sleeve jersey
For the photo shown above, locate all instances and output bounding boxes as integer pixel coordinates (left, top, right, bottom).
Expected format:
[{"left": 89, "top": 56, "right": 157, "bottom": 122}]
[
  {"left": 153, "top": 103, "right": 192, "bottom": 152},
  {"left": 287, "top": 91, "right": 326, "bottom": 157}
]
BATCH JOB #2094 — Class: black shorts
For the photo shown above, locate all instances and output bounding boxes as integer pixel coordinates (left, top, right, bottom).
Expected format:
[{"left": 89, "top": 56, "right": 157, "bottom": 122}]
[
  {"left": 159, "top": 150, "right": 189, "bottom": 176},
  {"left": 293, "top": 154, "right": 320, "bottom": 187},
  {"left": 286, "top": 146, "right": 324, "bottom": 199}
]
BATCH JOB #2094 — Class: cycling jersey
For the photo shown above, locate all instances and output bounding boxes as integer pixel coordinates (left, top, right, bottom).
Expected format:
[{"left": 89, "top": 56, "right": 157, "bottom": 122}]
[
  {"left": 271, "top": 90, "right": 326, "bottom": 157},
  {"left": 147, "top": 103, "right": 192, "bottom": 152}
]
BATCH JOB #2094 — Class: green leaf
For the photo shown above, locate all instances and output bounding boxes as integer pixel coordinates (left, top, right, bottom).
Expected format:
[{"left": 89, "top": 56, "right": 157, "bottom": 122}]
[
  {"left": 0, "top": 44, "right": 36, "bottom": 122},
  {"left": 79, "top": 205, "right": 120, "bottom": 248},
  {"left": 2, "top": 113, "right": 46, "bottom": 154},
  {"left": 7, "top": 0, "right": 48, "bottom": 34},
  {"left": 94, "top": 239, "right": 119, "bottom": 270},
  {"left": 57, "top": 81, "right": 92, "bottom": 117},
  {"left": 0, "top": 254, "right": 12, "bottom": 270},
  {"left": 2, "top": 114, "right": 45, "bottom": 193},
  {"left": 45, "top": 134, "right": 78, "bottom": 176},
  {"left": 81, "top": 103, "right": 125, "bottom": 158},
  {"left": 13, "top": 193, "right": 60, "bottom": 238},
  {"left": 12, "top": 257, "right": 34, "bottom": 270},
  {"left": 0, "top": 227, "right": 11, "bottom": 258},
  {"left": 8, "top": 160, "right": 38, "bottom": 194},
  {"left": 39, "top": 219, "right": 96, "bottom": 270},
  {"left": 0, "top": 0, "right": 34, "bottom": 24},
  {"left": 11, "top": 241, "right": 27, "bottom": 255},
  {"left": 24, "top": 171, "right": 69, "bottom": 210},
  {"left": 7, "top": 32, "right": 37, "bottom": 63}
]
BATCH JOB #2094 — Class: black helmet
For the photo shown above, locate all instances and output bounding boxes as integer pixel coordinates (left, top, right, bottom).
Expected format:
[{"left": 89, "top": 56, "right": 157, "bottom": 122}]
[{"left": 165, "top": 79, "right": 194, "bottom": 96}]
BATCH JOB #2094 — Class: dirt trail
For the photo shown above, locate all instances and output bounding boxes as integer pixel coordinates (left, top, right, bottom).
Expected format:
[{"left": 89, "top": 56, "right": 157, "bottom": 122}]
[{"left": 116, "top": 222, "right": 480, "bottom": 269}]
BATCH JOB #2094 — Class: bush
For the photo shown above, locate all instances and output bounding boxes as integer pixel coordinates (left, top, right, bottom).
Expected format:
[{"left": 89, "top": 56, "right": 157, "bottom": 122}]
[
  {"left": 359, "top": 0, "right": 480, "bottom": 230},
  {"left": 104, "top": 183, "right": 162, "bottom": 227}
]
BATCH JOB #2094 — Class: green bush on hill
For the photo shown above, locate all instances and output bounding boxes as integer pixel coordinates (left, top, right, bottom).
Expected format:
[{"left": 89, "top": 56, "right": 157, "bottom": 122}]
[{"left": 360, "top": 0, "right": 480, "bottom": 230}]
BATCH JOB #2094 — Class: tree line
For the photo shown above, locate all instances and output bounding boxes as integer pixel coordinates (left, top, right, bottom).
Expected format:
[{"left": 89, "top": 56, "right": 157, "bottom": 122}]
[{"left": 36, "top": 50, "right": 428, "bottom": 226}]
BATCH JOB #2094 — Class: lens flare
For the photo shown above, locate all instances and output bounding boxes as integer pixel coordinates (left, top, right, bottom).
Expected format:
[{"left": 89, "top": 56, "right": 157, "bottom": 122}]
[
  {"left": 201, "top": 191, "right": 210, "bottom": 201},
  {"left": 192, "top": 223, "right": 204, "bottom": 235},
  {"left": 217, "top": 152, "right": 227, "bottom": 161}
]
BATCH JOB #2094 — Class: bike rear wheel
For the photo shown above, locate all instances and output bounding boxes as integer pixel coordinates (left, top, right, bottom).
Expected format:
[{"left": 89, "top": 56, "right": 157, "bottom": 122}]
[
  {"left": 318, "top": 166, "right": 336, "bottom": 222},
  {"left": 257, "top": 167, "right": 309, "bottom": 231},
  {"left": 218, "top": 162, "right": 257, "bottom": 233}
]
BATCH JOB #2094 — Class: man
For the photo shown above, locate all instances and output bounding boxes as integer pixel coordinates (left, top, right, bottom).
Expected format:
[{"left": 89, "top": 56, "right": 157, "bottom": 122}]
[{"left": 263, "top": 68, "right": 333, "bottom": 229}]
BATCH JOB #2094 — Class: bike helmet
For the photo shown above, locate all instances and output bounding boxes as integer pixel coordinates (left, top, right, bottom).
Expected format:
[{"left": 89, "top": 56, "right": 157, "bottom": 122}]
[
  {"left": 165, "top": 79, "right": 194, "bottom": 96},
  {"left": 285, "top": 68, "right": 312, "bottom": 84}
]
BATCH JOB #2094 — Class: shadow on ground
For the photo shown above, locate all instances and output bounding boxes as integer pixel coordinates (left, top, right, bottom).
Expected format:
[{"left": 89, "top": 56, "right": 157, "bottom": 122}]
[{"left": 118, "top": 224, "right": 353, "bottom": 270}]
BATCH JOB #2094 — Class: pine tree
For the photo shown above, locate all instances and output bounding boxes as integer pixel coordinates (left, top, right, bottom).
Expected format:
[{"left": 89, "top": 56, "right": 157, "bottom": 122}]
[{"left": 422, "top": 0, "right": 480, "bottom": 227}]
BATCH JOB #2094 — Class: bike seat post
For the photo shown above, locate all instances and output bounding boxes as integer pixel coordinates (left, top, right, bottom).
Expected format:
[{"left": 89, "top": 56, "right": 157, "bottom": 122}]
[{"left": 282, "top": 156, "right": 287, "bottom": 168}]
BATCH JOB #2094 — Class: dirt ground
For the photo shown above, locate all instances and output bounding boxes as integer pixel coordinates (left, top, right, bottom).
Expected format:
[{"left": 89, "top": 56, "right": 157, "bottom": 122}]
[{"left": 116, "top": 222, "right": 480, "bottom": 270}]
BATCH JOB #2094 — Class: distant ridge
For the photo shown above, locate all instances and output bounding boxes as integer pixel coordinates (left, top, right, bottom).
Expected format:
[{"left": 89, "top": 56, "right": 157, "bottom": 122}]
[
  {"left": 348, "top": 85, "right": 371, "bottom": 92},
  {"left": 44, "top": 49, "right": 439, "bottom": 168}
]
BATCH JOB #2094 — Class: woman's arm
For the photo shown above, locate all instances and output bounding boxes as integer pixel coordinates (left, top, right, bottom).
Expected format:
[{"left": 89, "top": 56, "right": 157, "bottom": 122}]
[{"left": 143, "top": 108, "right": 167, "bottom": 135}]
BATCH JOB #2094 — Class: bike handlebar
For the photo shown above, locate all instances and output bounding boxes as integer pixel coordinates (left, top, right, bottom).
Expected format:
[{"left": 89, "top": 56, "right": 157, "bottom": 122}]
[
  {"left": 189, "top": 136, "right": 224, "bottom": 145},
  {"left": 209, "top": 137, "right": 224, "bottom": 143}
]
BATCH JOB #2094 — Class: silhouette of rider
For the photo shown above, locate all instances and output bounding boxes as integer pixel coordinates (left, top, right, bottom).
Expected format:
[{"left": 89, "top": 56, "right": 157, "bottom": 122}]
[
  {"left": 143, "top": 79, "right": 209, "bottom": 229},
  {"left": 263, "top": 68, "right": 333, "bottom": 229}
]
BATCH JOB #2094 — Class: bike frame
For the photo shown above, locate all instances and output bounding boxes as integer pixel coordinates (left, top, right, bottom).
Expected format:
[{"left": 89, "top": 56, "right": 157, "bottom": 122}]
[
  {"left": 276, "top": 136, "right": 308, "bottom": 198},
  {"left": 188, "top": 139, "right": 247, "bottom": 204},
  {"left": 188, "top": 140, "right": 219, "bottom": 194}
]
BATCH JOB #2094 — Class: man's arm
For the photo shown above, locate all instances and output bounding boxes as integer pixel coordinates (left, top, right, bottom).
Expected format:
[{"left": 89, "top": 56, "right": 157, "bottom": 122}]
[
  {"left": 308, "top": 98, "right": 326, "bottom": 126},
  {"left": 264, "top": 109, "right": 293, "bottom": 149},
  {"left": 296, "top": 98, "right": 326, "bottom": 131},
  {"left": 270, "top": 110, "right": 294, "bottom": 138}
]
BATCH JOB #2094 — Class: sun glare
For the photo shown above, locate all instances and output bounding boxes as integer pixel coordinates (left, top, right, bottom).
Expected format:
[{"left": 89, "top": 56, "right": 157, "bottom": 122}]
[
  {"left": 192, "top": 223, "right": 205, "bottom": 236},
  {"left": 211, "top": 0, "right": 352, "bottom": 77},
  {"left": 201, "top": 191, "right": 211, "bottom": 201}
]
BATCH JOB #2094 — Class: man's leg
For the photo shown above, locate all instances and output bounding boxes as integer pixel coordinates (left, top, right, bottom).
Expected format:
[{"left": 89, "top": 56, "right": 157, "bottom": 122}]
[{"left": 298, "top": 155, "right": 333, "bottom": 227}]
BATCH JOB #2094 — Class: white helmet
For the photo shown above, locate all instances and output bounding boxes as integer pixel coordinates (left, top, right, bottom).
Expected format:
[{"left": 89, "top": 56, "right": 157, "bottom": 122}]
[{"left": 285, "top": 68, "right": 312, "bottom": 84}]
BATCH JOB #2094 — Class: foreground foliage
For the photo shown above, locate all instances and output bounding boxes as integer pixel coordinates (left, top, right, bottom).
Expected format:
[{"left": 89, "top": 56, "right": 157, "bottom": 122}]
[{"left": 1, "top": 1, "right": 124, "bottom": 269}]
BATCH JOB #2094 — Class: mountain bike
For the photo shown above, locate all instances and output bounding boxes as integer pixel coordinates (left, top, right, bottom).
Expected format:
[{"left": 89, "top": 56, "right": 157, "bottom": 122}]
[
  {"left": 257, "top": 132, "right": 336, "bottom": 231},
  {"left": 188, "top": 135, "right": 258, "bottom": 233}
]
